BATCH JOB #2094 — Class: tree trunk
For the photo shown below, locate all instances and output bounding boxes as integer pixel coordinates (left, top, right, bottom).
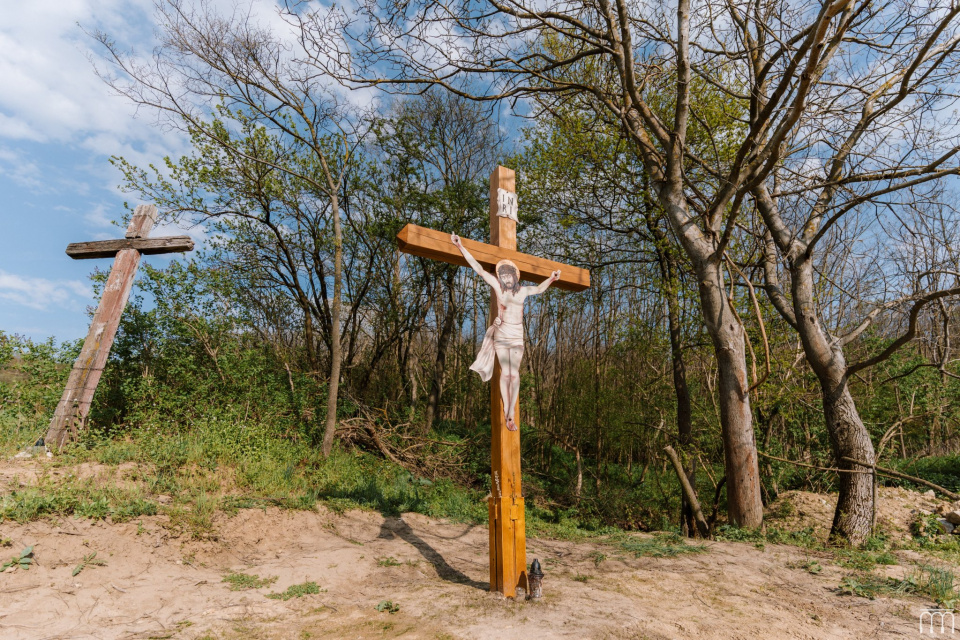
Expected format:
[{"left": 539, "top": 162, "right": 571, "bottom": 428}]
[
  {"left": 697, "top": 260, "right": 764, "bottom": 528},
  {"left": 322, "top": 193, "right": 343, "bottom": 458},
  {"left": 661, "top": 246, "right": 696, "bottom": 535},
  {"left": 424, "top": 277, "right": 457, "bottom": 434},
  {"left": 823, "top": 381, "right": 875, "bottom": 545},
  {"left": 574, "top": 447, "right": 583, "bottom": 502},
  {"left": 792, "top": 259, "right": 875, "bottom": 545}
]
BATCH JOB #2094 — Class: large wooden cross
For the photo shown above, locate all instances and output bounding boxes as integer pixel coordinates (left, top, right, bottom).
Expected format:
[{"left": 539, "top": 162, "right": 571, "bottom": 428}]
[
  {"left": 44, "top": 204, "right": 194, "bottom": 451},
  {"left": 396, "top": 166, "right": 590, "bottom": 597}
]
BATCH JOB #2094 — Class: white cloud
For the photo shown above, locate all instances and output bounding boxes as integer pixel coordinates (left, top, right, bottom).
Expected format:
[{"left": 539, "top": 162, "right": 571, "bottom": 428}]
[
  {"left": 0, "top": 145, "right": 41, "bottom": 188},
  {"left": 0, "top": 270, "right": 91, "bottom": 311},
  {"left": 84, "top": 202, "right": 116, "bottom": 229},
  {"left": 0, "top": 0, "right": 155, "bottom": 144}
]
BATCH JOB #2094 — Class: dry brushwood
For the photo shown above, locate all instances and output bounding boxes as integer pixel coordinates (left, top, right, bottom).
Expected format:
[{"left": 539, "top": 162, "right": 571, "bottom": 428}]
[{"left": 335, "top": 401, "right": 469, "bottom": 481}]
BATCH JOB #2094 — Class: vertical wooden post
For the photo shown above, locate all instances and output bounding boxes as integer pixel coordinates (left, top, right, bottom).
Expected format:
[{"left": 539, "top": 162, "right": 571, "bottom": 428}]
[
  {"left": 487, "top": 166, "right": 527, "bottom": 597},
  {"left": 44, "top": 205, "right": 158, "bottom": 451}
]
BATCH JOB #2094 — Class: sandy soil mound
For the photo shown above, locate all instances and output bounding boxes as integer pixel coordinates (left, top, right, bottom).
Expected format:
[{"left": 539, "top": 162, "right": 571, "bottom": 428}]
[
  {"left": 767, "top": 487, "right": 960, "bottom": 542},
  {"left": 0, "top": 458, "right": 951, "bottom": 639}
]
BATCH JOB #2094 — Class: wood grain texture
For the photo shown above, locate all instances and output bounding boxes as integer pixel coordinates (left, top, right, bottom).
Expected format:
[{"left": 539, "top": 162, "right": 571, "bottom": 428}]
[
  {"left": 396, "top": 224, "right": 590, "bottom": 292},
  {"left": 125, "top": 204, "right": 158, "bottom": 238},
  {"left": 45, "top": 249, "right": 143, "bottom": 450},
  {"left": 398, "top": 167, "right": 587, "bottom": 597},
  {"left": 487, "top": 165, "right": 526, "bottom": 599},
  {"left": 66, "top": 236, "right": 194, "bottom": 260}
]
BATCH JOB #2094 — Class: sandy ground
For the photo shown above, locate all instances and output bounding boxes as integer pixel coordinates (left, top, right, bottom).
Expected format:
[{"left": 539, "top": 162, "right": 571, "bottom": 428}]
[
  {"left": 0, "top": 458, "right": 954, "bottom": 640},
  {"left": 768, "top": 487, "right": 960, "bottom": 543}
]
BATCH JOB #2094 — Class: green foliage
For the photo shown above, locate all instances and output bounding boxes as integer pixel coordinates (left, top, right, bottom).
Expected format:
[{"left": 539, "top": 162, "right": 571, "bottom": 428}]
[
  {"left": 618, "top": 532, "right": 707, "bottom": 558},
  {"left": 893, "top": 457, "right": 960, "bottom": 494},
  {"left": 375, "top": 600, "right": 400, "bottom": 613},
  {"left": 376, "top": 556, "right": 402, "bottom": 567},
  {"left": 1, "top": 483, "right": 157, "bottom": 523},
  {"left": 72, "top": 552, "right": 107, "bottom": 577},
  {"left": 838, "top": 573, "right": 901, "bottom": 599},
  {"left": 911, "top": 513, "right": 949, "bottom": 545},
  {"left": 223, "top": 572, "right": 278, "bottom": 591},
  {"left": 790, "top": 559, "right": 823, "bottom": 574},
  {"left": 1, "top": 546, "right": 34, "bottom": 572},
  {"left": 267, "top": 581, "right": 322, "bottom": 601},
  {"left": 0, "top": 332, "right": 78, "bottom": 455},
  {"left": 839, "top": 565, "right": 957, "bottom": 609},
  {"left": 836, "top": 550, "right": 898, "bottom": 572}
]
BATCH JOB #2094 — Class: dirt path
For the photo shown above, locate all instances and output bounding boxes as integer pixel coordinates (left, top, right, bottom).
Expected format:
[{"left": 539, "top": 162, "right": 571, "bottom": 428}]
[{"left": 0, "top": 461, "right": 946, "bottom": 639}]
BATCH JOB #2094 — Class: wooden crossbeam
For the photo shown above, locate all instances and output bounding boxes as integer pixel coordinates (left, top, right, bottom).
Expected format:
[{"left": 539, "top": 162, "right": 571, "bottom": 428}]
[
  {"left": 66, "top": 236, "right": 194, "bottom": 259},
  {"left": 396, "top": 224, "right": 589, "bottom": 292}
]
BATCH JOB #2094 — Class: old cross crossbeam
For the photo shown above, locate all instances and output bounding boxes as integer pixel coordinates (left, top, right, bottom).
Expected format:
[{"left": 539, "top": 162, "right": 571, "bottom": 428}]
[{"left": 44, "top": 204, "right": 195, "bottom": 451}]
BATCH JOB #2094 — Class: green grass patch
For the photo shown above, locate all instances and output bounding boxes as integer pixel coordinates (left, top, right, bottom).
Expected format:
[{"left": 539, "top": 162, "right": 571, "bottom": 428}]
[
  {"left": 223, "top": 572, "right": 278, "bottom": 591},
  {"left": 839, "top": 565, "right": 957, "bottom": 609},
  {"left": 618, "top": 531, "right": 707, "bottom": 558},
  {"left": 267, "top": 581, "right": 321, "bottom": 601},
  {"left": 376, "top": 556, "right": 402, "bottom": 567},
  {"left": 0, "top": 483, "right": 157, "bottom": 523},
  {"left": 715, "top": 525, "right": 822, "bottom": 549},
  {"left": 836, "top": 549, "right": 898, "bottom": 571}
]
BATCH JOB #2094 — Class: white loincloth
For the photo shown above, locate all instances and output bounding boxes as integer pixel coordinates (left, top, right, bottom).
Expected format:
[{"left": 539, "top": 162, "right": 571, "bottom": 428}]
[{"left": 469, "top": 321, "right": 523, "bottom": 382}]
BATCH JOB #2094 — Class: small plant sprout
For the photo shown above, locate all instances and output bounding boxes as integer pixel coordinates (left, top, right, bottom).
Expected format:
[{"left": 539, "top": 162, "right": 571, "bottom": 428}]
[
  {"left": 73, "top": 552, "right": 107, "bottom": 577},
  {"left": 1, "top": 546, "right": 34, "bottom": 572},
  {"left": 376, "top": 600, "right": 400, "bottom": 613}
]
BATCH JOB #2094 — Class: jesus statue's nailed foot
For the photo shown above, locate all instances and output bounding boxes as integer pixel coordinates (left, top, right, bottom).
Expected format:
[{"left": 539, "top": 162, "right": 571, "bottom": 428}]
[{"left": 506, "top": 417, "right": 518, "bottom": 432}]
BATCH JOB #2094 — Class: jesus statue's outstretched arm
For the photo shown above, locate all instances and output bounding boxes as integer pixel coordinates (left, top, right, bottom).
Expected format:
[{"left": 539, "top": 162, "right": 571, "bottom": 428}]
[
  {"left": 522, "top": 271, "right": 561, "bottom": 297},
  {"left": 451, "top": 234, "right": 499, "bottom": 290}
]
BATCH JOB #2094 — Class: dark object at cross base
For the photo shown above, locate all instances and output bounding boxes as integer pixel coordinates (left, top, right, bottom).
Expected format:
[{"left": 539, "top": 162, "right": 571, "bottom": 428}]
[{"left": 528, "top": 559, "right": 544, "bottom": 599}]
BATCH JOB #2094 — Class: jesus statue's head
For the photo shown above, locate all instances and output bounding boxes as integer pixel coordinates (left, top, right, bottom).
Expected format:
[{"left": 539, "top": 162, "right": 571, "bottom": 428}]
[{"left": 496, "top": 260, "right": 521, "bottom": 294}]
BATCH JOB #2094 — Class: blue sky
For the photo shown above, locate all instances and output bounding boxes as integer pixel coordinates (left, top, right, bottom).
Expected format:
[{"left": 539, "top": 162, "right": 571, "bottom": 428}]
[
  {"left": 0, "top": 0, "right": 183, "bottom": 342},
  {"left": 0, "top": 1, "right": 294, "bottom": 343}
]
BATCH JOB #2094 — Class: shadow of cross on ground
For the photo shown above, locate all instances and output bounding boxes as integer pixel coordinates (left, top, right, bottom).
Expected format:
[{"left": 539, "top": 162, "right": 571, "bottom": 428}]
[{"left": 377, "top": 517, "right": 488, "bottom": 591}]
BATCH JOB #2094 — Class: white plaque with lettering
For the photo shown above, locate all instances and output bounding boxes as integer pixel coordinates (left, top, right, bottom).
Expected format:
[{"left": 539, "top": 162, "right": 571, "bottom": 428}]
[{"left": 497, "top": 188, "right": 518, "bottom": 222}]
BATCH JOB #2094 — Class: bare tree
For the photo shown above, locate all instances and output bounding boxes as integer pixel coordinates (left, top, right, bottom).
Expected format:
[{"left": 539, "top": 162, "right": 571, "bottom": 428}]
[
  {"left": 745, "top": 2, "right": 960, "bottom": 542},
  {"left": 100, "top": 0, "right": 368, "bottom": 456},
  {"left": 373, "top": 91, "right": 502, "bottom": 433}
]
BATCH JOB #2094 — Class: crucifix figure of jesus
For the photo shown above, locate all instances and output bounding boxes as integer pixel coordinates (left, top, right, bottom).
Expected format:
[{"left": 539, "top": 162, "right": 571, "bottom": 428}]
[
  {"left": 396, "top": 166, "right": 589, "bottom": 598},
  {"left": 451, "top": 234, "right": 560, "bottom": 431}
]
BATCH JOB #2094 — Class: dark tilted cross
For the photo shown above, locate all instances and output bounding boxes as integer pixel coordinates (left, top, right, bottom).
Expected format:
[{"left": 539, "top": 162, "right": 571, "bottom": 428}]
[
  {"left": 44, "top": 204, "right": 194, "bottom": 451},
  {"left": 396, "top": 166, "right": 590, "bottom": 597}
]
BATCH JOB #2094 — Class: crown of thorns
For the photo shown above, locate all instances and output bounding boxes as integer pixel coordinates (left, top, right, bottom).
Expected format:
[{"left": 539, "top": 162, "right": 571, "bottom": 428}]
[{"left": 495, "top": 260, "right": 519, "bottom": 278}]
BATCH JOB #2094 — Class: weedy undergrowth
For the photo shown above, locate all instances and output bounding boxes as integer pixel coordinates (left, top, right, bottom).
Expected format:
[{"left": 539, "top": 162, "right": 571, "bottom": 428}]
[
  {"left": 267, "top": 581, "right": 322, "bottom": 600},
  {"left": 619, "top": 531, "right": 707, "bottom": 558},
  {"left": 223, "top": 572, "right": 278, "bottom": 591},
  {"left": 839, "top": 565, "right": 957, "bottom": 609}
]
